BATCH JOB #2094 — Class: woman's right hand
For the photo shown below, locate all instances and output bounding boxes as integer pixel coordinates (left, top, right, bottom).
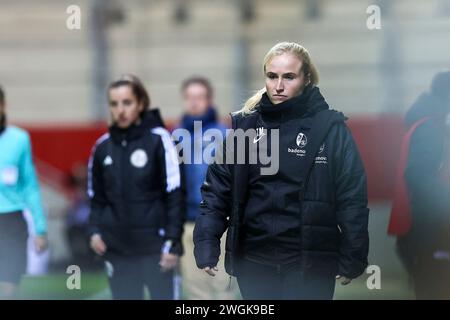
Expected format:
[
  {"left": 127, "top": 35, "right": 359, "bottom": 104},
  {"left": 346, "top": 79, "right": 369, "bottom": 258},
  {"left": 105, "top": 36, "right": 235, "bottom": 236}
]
[
  {"left": 90, "top": 234, "right": 107, "bottom": 256},
  {"left": 203, "top": 266, "right": 219, "bottom": 277}
]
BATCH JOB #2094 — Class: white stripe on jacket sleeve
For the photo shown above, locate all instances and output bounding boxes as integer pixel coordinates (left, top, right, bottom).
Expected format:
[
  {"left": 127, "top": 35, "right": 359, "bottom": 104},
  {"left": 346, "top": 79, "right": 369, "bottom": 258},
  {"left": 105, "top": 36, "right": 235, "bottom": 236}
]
[
  {"left": 151, "top": 127, "right": 181, "bottom": 192},
  {"left": 87, "top": 133, "right": 110, "bottom": 198}
]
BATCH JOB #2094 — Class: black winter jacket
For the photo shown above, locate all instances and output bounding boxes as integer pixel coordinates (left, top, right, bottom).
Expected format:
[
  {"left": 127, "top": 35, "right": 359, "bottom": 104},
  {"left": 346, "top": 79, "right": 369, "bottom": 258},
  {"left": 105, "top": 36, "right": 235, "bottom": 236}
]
[
  {"left": 88, "top": 110, "right": 185, "bottom": 255},
  {"left": 194, "top": 85, "right": 369, "bottom": 279}
]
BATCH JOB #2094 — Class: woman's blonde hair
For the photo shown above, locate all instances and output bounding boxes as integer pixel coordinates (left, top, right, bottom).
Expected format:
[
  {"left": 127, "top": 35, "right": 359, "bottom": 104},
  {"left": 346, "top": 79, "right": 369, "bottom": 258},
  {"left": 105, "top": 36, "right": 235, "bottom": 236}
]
[{"left": 240, "top": 42, "right": 319, "bottom": 115}]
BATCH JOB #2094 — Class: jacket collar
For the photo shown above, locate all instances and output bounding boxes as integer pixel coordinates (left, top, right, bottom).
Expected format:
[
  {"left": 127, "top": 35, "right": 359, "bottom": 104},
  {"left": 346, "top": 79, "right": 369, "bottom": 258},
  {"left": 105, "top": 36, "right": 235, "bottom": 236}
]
[
  {"left": 180, "top": 107, "right": 218, "bottom": 132},
  {"left": 109, "top": 109, "right": 165, "bottom": 144},
  {"left": 256, "top": 85, "right": 330, "bottom": 127}
]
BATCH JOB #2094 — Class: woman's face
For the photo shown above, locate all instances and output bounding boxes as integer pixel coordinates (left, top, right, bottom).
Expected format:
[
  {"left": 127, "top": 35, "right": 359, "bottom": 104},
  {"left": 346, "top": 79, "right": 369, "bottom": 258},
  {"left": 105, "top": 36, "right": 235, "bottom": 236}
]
[
  {"left": 183, "top": 83, "right": 211, "bottom": 117},
  {"left": 109, "top": 85, "right": 143, "bottom": 129},
  {"left": 265, "top": 52, "right": 308, "bottom": 105}
]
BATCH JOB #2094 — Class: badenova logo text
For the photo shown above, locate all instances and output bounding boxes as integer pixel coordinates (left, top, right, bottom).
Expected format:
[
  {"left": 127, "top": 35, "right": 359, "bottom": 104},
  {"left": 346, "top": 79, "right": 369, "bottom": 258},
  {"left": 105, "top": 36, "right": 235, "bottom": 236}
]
[
  {"left": 288, "top": 147, "right": 306, "bottom": 157},
  {"left": 315, "top": 156, "right": 328, "bottom": 164}
]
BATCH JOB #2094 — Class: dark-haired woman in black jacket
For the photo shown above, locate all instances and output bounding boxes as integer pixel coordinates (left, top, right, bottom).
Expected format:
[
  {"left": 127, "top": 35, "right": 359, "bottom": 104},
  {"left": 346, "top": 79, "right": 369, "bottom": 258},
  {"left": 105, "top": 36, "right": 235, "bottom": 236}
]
[{"left": 88, "top": 74, "right": 185, "bottom": 300}]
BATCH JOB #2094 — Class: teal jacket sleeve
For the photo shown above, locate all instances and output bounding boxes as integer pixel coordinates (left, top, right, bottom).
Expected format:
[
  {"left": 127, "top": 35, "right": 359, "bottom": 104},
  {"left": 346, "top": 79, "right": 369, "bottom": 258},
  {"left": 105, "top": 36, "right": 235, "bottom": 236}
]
[{"left": 20, "top": 133, "right": 47, "bottom": 235}]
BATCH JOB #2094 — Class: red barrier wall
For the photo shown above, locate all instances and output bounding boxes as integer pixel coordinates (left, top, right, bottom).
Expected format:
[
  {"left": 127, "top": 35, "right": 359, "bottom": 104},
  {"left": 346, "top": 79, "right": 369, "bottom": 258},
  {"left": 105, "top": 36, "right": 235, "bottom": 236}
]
[
  {"left": 23, "top": 122, "right": 108, "bottom": 174},
  {"left": 347, "top": 115, "right": 404, "bottom": 201},
  {"left": 21, "top": 115, "right": 405, "bottom": 201}
]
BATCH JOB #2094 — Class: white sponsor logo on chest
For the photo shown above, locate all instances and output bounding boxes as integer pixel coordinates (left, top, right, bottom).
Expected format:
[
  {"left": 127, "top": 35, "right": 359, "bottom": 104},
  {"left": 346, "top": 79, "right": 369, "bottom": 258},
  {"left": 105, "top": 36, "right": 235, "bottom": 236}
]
[
  {"left": 253, "top": 127, "right": 266, "bottom": 143},
  {"left": 288, "top": 132, "right": 328, "bottom": 164},
  {"left": 288, "top": 132, "right": 308, "bottom": 157},
  {"left": 315, "top": 143, "right": 328, "bottom": 164}
]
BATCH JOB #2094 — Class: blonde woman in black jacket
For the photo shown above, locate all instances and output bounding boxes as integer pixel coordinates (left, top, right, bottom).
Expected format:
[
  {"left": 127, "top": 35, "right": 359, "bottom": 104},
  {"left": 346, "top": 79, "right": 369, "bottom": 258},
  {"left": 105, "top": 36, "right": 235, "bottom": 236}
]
[{"left": 194, "top": 42, "right": 369, "bottom": 300}]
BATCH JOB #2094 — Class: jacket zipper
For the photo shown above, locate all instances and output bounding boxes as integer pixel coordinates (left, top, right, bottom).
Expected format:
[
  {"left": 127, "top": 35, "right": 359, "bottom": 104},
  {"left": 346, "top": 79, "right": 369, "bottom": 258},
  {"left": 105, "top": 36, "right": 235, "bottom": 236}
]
[
  {"left": 272, "top": 184, "right": 280, "bottom": 268},
  {"left": 120, "top": 137, "right": 129, "bottom": 225}
]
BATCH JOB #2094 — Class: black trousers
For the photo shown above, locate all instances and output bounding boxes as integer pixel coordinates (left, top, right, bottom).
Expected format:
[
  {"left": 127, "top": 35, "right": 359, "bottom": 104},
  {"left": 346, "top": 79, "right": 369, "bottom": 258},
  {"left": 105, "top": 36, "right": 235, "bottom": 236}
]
[
  {"left": 104, "top": 253, "right": 176, "bottom": 300},
  {"left": 236, "top": 258, "right": 335, "bottom": 300},
  {"left": 413, "top": 259, "right": 450, "bottom": 300},
  {"left": 397, "top": 236, "right": 450, "bottom": 299},
  {"left": 0, "top": 211, "right": 28, "bottom": 285}
]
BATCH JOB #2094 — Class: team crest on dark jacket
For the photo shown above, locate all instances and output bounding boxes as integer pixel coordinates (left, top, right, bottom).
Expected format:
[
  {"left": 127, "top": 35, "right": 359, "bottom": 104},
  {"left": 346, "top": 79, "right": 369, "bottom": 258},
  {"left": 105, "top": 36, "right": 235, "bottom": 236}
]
[{"left": 296, "top": 132, "right": 307, "bottom": 148}]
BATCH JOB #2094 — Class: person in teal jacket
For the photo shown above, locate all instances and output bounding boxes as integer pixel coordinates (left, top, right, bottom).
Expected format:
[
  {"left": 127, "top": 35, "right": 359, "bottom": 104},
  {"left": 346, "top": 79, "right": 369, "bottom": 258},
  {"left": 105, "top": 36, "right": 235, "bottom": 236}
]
[{"left": 0, "top": 85, "right": 47, "bottom": 299}]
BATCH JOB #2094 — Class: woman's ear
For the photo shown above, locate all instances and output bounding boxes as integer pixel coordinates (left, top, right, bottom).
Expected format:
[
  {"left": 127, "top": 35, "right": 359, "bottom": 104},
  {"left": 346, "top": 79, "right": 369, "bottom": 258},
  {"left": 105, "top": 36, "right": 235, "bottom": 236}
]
[{"left": 306, "top": 73, "right": 312, "bottom": 86}]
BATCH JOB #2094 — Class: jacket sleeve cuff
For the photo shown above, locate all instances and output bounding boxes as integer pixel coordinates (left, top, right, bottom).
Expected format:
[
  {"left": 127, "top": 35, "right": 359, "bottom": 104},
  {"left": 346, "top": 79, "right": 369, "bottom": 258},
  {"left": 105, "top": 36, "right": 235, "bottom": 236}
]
[
  {"left": 196, "top": 262, "right": 219, "bottom": 269},
  {"left": 338, "top": 260, "right": 368, "bottom": 279},
  {"left": 162, "top": 239, "right": 184, "bottom": 256},
  {"left": 88, "top": 225, "right": 101, "bottom": 237}
]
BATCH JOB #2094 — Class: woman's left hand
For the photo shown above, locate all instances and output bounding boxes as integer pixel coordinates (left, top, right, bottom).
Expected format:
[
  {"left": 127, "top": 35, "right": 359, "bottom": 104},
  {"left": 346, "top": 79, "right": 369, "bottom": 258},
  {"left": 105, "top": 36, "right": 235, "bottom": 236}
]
[
  {"left": 159, "top": 253, "right": 179, "bottom": 272},
  {"left": 336, "top": 275, "right": 352, "bottom": 285},
  {"left": 34, "top": 235, "right": 48, "bottom": 253}
]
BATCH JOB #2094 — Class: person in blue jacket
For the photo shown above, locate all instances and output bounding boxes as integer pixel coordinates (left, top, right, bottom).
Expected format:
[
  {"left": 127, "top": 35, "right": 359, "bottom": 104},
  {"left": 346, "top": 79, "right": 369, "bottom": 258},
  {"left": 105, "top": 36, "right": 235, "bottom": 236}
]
[
  {"left": 177, "top": 77, "right": 238, "bottom": 299},
  {"left": 0, "top": 85, "right": 47, "bottom": 299}
]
